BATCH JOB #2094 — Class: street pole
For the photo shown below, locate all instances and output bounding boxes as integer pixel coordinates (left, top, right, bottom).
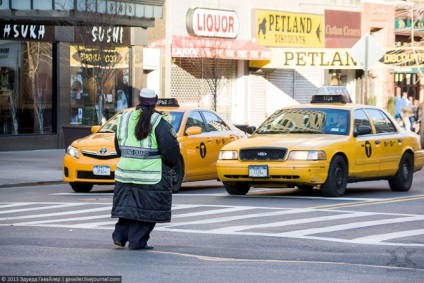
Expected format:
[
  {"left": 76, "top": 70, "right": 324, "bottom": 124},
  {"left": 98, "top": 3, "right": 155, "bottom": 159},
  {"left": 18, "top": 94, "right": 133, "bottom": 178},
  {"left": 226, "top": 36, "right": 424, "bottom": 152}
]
[{"left": 364, "top": 35, "right": 369, "bottom": 104}]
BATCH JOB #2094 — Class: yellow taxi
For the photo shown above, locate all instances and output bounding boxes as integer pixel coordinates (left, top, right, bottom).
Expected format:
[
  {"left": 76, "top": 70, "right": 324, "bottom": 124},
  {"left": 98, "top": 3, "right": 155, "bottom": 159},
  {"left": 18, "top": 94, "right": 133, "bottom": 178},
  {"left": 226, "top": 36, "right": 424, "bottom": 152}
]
[
  {"left": 63, "top": 99, "right": 246, "bottom": 193},
  {"left": 216, "top": 88, "right": 424, "bottom": 197}
]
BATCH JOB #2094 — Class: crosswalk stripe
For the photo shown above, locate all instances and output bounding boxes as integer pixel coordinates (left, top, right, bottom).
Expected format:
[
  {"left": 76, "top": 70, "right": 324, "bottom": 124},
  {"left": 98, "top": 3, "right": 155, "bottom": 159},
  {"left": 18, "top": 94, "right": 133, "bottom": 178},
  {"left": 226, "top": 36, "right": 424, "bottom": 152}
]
[
  {"left": 0, "top": 203, "right": 84, "bottom": 214},
  {"left": 207, "top": 211, "right": 374, "bottom": 233},
  {"left": 276, "top": 215, "right": 424, "bottom": 237},
  {"left": 0, "top": 206, "right": 111, "bottom": 221},
  {"left": 1, "top": 202, "right": 424, "bottom": 247}
]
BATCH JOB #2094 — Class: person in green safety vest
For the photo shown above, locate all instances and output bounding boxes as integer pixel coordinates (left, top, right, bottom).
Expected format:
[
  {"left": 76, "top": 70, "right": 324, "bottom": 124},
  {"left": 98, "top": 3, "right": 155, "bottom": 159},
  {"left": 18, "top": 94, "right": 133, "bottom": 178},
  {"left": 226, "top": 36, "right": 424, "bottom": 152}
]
[{"left": 111, "top": 88, "right": 180, "bottom": 250}]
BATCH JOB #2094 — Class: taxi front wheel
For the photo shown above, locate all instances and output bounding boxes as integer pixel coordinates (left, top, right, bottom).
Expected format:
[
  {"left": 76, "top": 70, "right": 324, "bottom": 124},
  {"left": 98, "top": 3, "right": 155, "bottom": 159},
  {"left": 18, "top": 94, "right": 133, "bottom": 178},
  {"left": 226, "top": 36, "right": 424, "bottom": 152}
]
[
  {"left": 389, "top": 153, "right": 413, "bottom": 192},
  {"left": 223, "top": 182, "right": 250, "bottom": 195},
  {"left": 321, "top": 155, "right": 347, "bottom": 197},
  {"left": 70, "top": 182, "right": 93, "bottom": 193}
]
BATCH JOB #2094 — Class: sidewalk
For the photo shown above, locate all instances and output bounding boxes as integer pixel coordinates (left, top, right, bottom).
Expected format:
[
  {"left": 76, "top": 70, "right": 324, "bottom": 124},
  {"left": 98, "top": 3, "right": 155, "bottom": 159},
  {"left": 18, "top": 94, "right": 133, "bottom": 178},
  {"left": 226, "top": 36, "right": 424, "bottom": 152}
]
[
  {"left": 0, "top": 149, "right": 65, "bottom": 187},
  {"left": 0, "top": 149, "right": 223, "bottom": 189}
]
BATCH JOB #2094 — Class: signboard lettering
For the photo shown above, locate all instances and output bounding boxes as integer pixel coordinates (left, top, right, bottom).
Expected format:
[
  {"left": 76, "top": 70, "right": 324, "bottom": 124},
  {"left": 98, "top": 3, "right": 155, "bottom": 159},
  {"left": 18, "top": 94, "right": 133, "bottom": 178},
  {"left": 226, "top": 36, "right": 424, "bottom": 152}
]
[
  {"left": 187, "top": 8, "right": 239, "bottom": 38},
  {"left": 2, "top": 24, "right": 46, "bottom": 40},
  {"left": 253, "top": 9, "right": 324, "bottom": 48},
  {"left": 91, "top": 26, "right": 123, "bottom": 44}
]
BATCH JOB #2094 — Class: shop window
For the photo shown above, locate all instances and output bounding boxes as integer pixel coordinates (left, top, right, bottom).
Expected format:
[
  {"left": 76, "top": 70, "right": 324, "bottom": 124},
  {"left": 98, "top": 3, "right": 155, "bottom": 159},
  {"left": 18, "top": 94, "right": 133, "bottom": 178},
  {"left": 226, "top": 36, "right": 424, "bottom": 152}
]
[
  {"left": 0, "top": 41, "right": 53, "bottom": 135},
  {"left": 69, "top": 45, "right": 131, "bottom": 126}
]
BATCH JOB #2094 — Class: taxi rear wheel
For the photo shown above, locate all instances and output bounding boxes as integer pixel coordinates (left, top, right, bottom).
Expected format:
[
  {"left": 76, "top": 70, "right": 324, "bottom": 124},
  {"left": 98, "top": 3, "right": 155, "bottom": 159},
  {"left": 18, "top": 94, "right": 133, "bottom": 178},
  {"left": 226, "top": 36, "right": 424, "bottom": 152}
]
[
  {"left": 172, "top": 159, "right": 184, "bottom": 193},
  {"left": 70, "top": 182, "right": 93, "bottom": 193},
  {"left": 321, "top": 155, "right": 347, "bottom": 197},
  {"left": 389, "top": 153, "right": 413, "bottom": 192},
  {"left": 223, "top": 182, "right": 250, "bottom": 195}
]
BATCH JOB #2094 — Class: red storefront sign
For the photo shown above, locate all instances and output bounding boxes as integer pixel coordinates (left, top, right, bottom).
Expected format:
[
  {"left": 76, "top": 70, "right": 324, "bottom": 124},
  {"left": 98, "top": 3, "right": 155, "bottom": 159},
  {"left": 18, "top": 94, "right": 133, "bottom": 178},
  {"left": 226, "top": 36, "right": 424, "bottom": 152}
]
[
  {"left": 186, "top": 8, "right": 239, "bottom": 38},
  {"left": 171, "top": 36, "right": 271, "bottom": 60}
]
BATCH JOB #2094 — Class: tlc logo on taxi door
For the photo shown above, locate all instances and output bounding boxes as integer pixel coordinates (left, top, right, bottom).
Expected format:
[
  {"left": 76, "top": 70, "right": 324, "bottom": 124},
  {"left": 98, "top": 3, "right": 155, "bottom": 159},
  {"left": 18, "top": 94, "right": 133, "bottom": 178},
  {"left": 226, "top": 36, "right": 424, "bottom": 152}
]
[{"left": 186, "top": 8, "right": 239, "bottom": 38}]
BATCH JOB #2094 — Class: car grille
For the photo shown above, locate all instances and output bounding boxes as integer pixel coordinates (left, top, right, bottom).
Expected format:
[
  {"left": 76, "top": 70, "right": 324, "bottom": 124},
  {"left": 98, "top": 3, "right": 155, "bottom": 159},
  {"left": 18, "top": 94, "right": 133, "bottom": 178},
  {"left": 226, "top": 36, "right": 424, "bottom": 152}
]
[
  {"left": 239, "top": 148, "right": 286, "bottom": 161},
  {"left": 77, "top": 171, "right": 115, "bottom": 180},
  {"left": 81, "top": 150, "right": 118, "bottom": 160}
]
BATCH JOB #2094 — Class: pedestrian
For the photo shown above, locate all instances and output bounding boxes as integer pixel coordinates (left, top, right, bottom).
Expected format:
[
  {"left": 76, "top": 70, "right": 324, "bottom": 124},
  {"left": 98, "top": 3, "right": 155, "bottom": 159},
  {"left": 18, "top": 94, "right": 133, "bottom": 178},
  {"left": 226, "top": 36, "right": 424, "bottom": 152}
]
[
  {"left": 111, "top": 88, "right": 180, "bottom": 250},
  {"left": 395, "top": 92, "right": 406, "bottom": 120}
]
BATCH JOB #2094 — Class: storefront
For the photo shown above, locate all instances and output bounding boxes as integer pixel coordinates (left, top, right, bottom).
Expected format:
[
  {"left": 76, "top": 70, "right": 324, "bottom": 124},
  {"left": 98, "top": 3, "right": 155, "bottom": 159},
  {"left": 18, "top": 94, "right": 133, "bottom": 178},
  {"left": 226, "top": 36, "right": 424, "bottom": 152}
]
[
  {"left": 146, "top": 1, "right": 370, "bottom": 128},
  {"left": 0, "top": 0, "right": 164, "bottom": 151}
]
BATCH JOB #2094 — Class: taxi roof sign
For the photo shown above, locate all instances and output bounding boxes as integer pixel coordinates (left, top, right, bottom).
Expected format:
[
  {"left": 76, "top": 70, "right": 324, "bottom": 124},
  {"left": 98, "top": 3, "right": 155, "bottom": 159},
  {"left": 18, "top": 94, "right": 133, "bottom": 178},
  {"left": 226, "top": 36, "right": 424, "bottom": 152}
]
[
  {"left": 311, "top": 86, "right": 352, "bottom": 104},
  {"left": 157, "top": 98, "right": 179, "bottom": 107}
]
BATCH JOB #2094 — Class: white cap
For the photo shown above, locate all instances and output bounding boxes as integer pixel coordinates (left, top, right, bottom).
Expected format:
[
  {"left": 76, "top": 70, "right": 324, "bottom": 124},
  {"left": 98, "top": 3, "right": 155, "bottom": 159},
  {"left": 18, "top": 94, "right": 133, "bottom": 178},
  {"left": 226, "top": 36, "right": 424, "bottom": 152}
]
[{"left": 140, "top": 88, "right": 156, "bottom": 98}]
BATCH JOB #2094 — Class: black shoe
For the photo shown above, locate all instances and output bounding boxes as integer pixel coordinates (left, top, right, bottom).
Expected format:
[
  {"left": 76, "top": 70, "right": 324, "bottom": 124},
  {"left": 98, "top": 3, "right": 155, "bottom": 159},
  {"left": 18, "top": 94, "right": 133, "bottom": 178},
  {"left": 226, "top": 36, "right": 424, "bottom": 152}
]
[
  {"left": 142, "top": 245, "right": 154, "bottom": 250},
  {"left": 129, "top": 244, "right": 154, "bottom": 250},
  {"left": 114, "top": 240, "right": 126, "bottom": 247}
]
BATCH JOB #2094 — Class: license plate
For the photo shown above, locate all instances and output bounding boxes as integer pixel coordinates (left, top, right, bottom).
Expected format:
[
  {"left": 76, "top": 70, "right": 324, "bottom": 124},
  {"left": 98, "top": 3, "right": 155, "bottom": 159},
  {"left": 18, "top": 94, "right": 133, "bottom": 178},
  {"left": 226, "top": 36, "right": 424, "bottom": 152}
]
[
  {"left": 93, "top": 165, "right": 111, "bottom": 176},
  {"left": 248, "top": 165, "right": 268, "bottom": 177}
]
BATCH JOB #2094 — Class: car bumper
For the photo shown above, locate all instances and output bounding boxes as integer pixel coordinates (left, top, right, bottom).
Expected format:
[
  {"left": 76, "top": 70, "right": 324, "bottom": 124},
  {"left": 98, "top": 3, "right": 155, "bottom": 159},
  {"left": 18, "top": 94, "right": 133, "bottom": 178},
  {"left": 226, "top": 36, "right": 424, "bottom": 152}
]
[
  {"left": 216, "top": 160, "right": 329, "bottom": 185},
  {"left": 63, "top": 154, "right": 117, "bottom": 184}
]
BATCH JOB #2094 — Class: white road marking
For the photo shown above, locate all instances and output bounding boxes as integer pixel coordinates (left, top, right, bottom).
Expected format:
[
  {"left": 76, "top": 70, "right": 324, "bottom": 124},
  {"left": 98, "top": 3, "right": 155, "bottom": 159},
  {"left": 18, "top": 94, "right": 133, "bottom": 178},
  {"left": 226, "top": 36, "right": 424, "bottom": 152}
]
[{"left": 1, "top": 202, "right": 424, "bottom": 247}]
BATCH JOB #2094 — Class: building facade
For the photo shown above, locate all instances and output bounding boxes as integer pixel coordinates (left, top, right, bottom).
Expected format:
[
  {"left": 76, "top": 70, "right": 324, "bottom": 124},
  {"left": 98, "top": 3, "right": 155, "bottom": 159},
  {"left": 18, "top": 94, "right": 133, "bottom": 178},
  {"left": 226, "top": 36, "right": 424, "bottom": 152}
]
[
  {"left": 145, "top": 0, "right": 406, "bottom": 129},
  {"left": 0, "top": 0, "right": 165, "bottom": 151},
  {"left": 1, "top": 0, "right": 421, "bottom": 151}
]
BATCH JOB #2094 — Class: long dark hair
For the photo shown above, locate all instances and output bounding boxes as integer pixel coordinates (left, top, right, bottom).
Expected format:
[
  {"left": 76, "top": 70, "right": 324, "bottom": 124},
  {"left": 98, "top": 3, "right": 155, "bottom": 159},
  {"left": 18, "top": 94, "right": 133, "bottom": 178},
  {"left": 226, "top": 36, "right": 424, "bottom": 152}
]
[{"left": 135, "top": 106, "right": 155, "bottom": 140}]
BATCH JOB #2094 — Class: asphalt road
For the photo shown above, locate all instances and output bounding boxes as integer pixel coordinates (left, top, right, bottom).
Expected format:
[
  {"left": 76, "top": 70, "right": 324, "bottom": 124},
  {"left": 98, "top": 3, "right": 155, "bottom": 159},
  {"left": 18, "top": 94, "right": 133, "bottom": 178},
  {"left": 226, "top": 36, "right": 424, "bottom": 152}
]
[{"left": 1, "top": 175, "right": 424, "bottom": 283}]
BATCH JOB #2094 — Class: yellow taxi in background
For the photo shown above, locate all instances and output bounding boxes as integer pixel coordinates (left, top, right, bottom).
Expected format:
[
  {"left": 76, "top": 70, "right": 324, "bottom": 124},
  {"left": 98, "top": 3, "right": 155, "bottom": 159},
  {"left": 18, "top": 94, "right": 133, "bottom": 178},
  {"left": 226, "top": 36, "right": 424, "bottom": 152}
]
[
  {"left": 216, "top": 89, "right": 424, "bottom": 197},
  {"left": 63, "top": 99, "right": 247, "bottom": 193}
]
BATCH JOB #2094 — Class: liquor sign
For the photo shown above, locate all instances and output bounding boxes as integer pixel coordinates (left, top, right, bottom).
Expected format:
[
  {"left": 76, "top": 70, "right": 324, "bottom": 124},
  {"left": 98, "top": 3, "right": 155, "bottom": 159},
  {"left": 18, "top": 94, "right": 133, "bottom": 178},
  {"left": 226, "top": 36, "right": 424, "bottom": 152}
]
[{"left": 186, "top": 8, "right": 239, "bottom": 38}]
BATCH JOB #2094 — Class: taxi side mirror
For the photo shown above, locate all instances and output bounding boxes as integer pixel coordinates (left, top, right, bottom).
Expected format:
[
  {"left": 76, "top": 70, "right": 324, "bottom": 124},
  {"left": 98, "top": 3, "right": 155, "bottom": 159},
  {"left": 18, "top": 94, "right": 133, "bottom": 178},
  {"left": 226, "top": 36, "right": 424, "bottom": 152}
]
[
  {"left": 353, "top": 125, "right": 372, "bottom": 137},
  {"left": 246, "top": 126, "right": 256, "bottom": 135},
  {"left": 91, "top": 125, "right": 101, "bottom": 133},
  {"left": 185, "top": 126, "right": 202, "bottom": 135}
]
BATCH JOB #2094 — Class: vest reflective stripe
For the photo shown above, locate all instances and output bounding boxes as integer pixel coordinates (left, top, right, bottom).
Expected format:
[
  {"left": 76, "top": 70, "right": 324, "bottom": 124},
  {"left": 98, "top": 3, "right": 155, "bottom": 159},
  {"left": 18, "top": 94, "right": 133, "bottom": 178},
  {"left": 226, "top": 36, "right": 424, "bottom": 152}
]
[{"left": 115, "top": 111, "right": 163, "bottom": 184}]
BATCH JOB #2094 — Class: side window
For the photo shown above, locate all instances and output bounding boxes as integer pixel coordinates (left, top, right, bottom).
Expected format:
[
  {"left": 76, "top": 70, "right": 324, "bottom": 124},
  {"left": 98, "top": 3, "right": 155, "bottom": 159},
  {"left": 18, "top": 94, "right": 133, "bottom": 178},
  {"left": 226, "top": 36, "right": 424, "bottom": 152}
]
[
  {"left": 185, "top": 111, "right": 205, "bottom": 133},
  {"left": 202, "top": 111, "right": 230, "bottom": 132},
  {"left": 353, "top": 109, "right": 371, "bottom": 132},
  {"left": 365, "top": 108, "right": 397, "bottom": 134}
]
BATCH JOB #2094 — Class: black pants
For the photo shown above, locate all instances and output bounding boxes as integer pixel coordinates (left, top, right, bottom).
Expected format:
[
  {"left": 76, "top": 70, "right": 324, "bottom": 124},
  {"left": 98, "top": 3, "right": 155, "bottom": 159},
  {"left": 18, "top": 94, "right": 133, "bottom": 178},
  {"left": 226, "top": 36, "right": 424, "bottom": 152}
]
[{"left": 112, "top": 218, "right": 156, "bottom": 249}]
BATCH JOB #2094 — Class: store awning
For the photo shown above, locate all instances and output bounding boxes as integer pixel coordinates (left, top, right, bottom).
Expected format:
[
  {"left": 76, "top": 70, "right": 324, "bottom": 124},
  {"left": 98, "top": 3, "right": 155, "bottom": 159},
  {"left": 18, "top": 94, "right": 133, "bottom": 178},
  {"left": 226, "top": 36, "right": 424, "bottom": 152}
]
[{"left": 149, "top": 36, "right": 271, "bottom": 60}]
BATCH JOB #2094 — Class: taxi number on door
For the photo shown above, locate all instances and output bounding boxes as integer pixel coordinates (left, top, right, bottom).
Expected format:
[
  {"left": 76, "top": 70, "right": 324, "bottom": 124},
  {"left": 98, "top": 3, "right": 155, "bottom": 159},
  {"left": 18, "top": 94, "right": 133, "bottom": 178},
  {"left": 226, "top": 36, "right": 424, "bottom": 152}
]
[
  {"left": 93, "top": 165, "right": 111, "bottom": 176},
  {"left": 248, "top": 165, "right": 268, "bottom": 177}
]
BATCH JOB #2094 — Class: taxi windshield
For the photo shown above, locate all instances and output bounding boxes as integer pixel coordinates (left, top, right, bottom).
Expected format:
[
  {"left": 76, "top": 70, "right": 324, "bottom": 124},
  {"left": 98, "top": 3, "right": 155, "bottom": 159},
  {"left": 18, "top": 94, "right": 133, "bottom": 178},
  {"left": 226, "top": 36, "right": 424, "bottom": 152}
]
[
  {"left": 99, "top": 110, "right": 183, "bottom": 133},
  {"left": 255, "top": 108, "right": 350, "bottom": 135}
]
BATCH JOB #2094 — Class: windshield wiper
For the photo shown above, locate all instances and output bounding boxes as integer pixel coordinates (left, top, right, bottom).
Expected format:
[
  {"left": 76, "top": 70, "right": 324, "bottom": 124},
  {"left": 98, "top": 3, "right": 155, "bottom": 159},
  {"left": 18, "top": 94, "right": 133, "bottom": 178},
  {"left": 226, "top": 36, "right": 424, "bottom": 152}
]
[
  {"left": 289, "top": 130, "right": 324, "bottom": 134},
  {"left": 99, "top": 129, "right": 115, "bottom": 133}
]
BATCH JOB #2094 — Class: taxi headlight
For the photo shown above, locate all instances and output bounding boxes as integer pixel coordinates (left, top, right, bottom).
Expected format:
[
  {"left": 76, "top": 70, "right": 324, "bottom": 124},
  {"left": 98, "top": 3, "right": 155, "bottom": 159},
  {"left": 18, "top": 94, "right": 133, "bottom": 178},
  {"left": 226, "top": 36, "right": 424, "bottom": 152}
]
[
  {"left": 288, "top": 150, "right": 326, "bottom": 160},
  {"left": 67, "top": 145, "right": 80, "bottom": 159},
  {"left": 219, "top": 150, "right": 238, "bottom": 160}
]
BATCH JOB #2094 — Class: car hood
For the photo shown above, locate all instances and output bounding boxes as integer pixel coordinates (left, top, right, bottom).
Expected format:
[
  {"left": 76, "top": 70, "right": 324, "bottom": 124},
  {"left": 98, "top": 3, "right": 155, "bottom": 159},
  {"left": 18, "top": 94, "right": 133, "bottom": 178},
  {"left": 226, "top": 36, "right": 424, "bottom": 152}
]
[
  {"left": 71, "top": 132, "right": 115, "bottom": 149},
  {"left": 222, "top": 133, "right": 348, "bottom": 150}
]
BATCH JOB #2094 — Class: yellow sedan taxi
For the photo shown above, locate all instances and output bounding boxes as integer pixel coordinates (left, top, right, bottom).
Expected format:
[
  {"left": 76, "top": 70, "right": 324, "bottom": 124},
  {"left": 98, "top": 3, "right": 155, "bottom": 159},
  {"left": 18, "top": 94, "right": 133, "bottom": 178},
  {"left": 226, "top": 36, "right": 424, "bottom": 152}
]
[
  {"left": 63, "top": 99, "right": 246, "bottom": 193},
  {"left": 216, "top": 91, "right": 424, "bottom": 197}
]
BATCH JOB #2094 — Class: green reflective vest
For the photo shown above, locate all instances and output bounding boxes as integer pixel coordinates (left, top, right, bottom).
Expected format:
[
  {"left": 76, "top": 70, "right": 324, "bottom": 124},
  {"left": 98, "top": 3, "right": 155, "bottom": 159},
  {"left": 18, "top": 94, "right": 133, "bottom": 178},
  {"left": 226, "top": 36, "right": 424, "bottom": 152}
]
[{"left": 115, "top": 110, "right": 163, "bottom": 184}]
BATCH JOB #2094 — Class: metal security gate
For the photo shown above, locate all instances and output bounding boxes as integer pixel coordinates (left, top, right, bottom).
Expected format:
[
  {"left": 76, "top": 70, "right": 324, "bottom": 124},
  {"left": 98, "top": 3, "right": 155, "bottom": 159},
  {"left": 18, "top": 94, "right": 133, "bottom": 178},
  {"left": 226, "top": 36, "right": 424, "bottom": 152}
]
[
  {"left": 294, "top": 69, "right": 325, "bottom": 103},
  {"left": 170, "top": 58, "right": 236, "bottom": 120},
  {"left": 248, "top": 72, "right": 267, "bottom": 127}
]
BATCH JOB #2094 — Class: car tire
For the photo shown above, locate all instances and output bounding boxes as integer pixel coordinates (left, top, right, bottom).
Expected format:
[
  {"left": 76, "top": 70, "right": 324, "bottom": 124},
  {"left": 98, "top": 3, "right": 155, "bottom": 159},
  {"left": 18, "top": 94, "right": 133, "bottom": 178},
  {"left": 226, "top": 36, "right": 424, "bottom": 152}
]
[
  {"left": 70, "top": 182, "right": 93, "bottom": 193},
  {"left": 389, "top": 153, "right": 413, "bottom": 192},
  {"left": 172, "top": 159, "right": 184, "bottom": 193},
  {"left": 321, "top": 155, "right": 347, "bottom": 197},
  {"left": 223, "top": 182, "right": 250, "bottom": 195}
]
